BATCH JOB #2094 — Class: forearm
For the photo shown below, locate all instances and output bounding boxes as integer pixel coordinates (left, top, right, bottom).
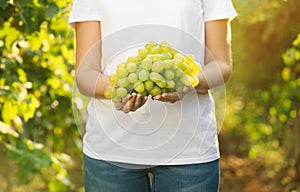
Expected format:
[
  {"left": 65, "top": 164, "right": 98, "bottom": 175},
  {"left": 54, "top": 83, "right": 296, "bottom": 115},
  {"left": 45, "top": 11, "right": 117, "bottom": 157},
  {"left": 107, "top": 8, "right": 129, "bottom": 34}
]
[
  {"left": 75, "top": 21, "right": 109, "bottom": 98},
  {"left": 196, "top": 19, "right": 233, "bottom": 93},
  {"left": 75, "top": 43, "right": 110, "bottom": 98},
  {"left": 76, "top": 67, "right": 110, "bottom": 98},
  {"left": 196, "top": 60, "right": 232, "bottom": 93}
]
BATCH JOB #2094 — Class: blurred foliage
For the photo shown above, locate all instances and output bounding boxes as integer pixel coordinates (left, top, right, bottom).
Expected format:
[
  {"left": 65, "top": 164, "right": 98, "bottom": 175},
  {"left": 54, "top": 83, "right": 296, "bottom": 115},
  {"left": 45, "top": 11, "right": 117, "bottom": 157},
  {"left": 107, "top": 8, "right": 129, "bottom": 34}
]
[
  {"left": 224, "top": 0, "right": 300, "bottom": 189},
  {"left": 231, "top": 0, "right": 300, "bottom": 90},
  {"left": 0, "top": 0, "right": 82, "bottom": 191},
  {"left": 0, "top": 0, "right": 299, "bottom": 191}
]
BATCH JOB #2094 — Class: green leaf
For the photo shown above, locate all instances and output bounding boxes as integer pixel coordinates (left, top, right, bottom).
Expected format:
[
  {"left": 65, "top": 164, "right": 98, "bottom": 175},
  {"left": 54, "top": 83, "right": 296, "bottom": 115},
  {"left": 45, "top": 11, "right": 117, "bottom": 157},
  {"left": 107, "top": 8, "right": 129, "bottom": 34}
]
[
  {"left": 292, "top": 34, "right": 300, "bottom": 48},
  {"left": 19, "top": 94, "right": 40, "bottom": 122},
  {"left": 5, "top": 27, "right": 20, "bottom": 52},
  {"left": 17, "top": 68, "right": 27, "bottom": 83},
  {"left": 47, "top": 77, "right": 61, "bottom": 90},
  {"left": 281, "top": 67, "right": 291, "bottom": 81},
  {"left": 45, "top": 3, "right": 59, "bottom": 18},
  {"left": 2, "top": 100, "right": 19, "bottom": 124},
  {"left": 27, "top": 32, "right": 43, "bottom": 51}
]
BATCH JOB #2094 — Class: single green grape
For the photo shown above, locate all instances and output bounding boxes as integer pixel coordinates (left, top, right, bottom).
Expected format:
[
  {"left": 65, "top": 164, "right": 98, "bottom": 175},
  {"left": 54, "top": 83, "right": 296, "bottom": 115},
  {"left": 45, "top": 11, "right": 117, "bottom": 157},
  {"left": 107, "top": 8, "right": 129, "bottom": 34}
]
[
  {"left": 152, "top": 61, "right": 165, "bottom": 73},
  {"left": 117, "top": 62, "right": 127, "bottom": 69},
  {"left": 116, "top": 87, "right": 128, "bottom": 98},
  {"left": 140, "top": 59, "right": 152, "bottom": 70},
  {"left": 149, "top": 85, "right": 162, "bottom": 96},
  {"left": 174, "top": 79, "right": 184, "bottom": 93},
  {"left": 191, "top": 75, "right": 199, "bottom": 87},
  {"left": 188, "top": 61, "right": 201, "bottom": 76},
  {"left": 145, "top": 41, "right": 157, "bottom": 51},
  {"left": 104, "top": 85, "right": 113, "bottom": 98},
  {"left": 116, "top": 68, "right": 128, "bottom": 78},
  {"left": 127, "top": 56, "right": 139, "bottom": 63},
  {"left": 145, "top": 54, "right": 153, "bottom": 60},
  {"left": 174, "top": 68, "right": 184, "bottom": 77},
  {"left": 112, "top": 95, "right": 122, "bottom": 103},
  {"left": 164, "top": 69, "right": 175, "bottom": 80},
  {"left": 164, "top": 60, "right": 173, "bottom": 69},
  {"left": 174, "top": 53, "right": 185, "bottom": 61},
  {"left": 150, "top": 72, "right": 165, "bottom": 83},
  {"left": 169, "top": 48, "right": 179, "bottom": 57},
  {"left": 152, "top": 54, "right": 166, "bottom": 62},
  {"left": 162, "top": 52, "right": 173, "bottom": 60},
  {"left": 126, "top": 62, "right": 137, "bottom": 72},
  {"left": 138, "top": 69, "right": 150, "bottom": 82},
  {"left": 140, "top": 90, "right": 148, "bottom": 97},
  {"left": 134, "top": 80, "right": 145, "bottom": 93},
  {"left": 155, "top": 80, "right": 166, "bottom": 88},
  {"left": 160, "top": 41, "right": 171, "bottom": 52},
  {"left": 150, "top": 45, "right": 162, "bottom": 54},
  {"left": 135, "top": 56, "right": 143, "bottom": 63},
  {"left": 144, "top": 80, "right": 154, "bottom": 91},
  {"left": 172, "top": 58, "right": 184, "bottom": 69},
  {"left": 109, "top": 74, "right": 118, "bottom": 85},
  {"left": 117, "top": 77, "right": 130, "bottom": 88},
  {"left": 166, "top": 80, "right": 175, "bottom": 89},
  {"left": 181, "top": 62, "right": 188, "bottom": 71},
  {"left": 180, "top": 74, "right": 193, "bottom": 86},
  {"left": 183, "top": 63, "right": 194, "bottom": 74},
  {"left": 138, "top": 47, "right": 149, "bottom": 58},
  {"left": 128, "top": 73, "right": 138, "bottom": 83}
]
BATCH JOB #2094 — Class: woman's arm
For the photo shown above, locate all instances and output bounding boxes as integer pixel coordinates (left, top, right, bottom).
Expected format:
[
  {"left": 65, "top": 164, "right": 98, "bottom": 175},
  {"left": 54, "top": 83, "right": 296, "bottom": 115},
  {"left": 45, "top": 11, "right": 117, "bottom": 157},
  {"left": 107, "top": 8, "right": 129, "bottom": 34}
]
[
  {"left": 196, "top": 19, "right": 233, "bottom": 93},
  {"left": 152, "top": 19, "right": 233, "bottom": 102},
  {"left": 75, "top": 21, "right": 110, "bottom": 98},
  {"left": 75, "top": 21, "right": 147, "bottom": 112}
]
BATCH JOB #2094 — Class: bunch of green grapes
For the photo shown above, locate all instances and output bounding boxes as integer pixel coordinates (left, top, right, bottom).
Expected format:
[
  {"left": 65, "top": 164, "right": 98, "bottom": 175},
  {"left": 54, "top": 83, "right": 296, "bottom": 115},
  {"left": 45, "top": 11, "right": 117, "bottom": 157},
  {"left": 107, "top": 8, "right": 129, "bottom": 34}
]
[{"left": 104, "top": 41, "right": 201, "bottom": 103}]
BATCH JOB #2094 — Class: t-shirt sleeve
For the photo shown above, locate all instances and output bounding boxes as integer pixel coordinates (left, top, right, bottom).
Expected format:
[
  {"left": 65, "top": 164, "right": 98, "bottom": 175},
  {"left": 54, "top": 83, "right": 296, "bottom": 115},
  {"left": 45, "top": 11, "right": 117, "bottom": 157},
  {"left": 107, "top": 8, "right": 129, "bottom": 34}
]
[
  {"left": 203, "top": 0, "right": 237, "bottom": 22},
  {"left": 68, "top": 0, "right": 102, "bottom": 28}
]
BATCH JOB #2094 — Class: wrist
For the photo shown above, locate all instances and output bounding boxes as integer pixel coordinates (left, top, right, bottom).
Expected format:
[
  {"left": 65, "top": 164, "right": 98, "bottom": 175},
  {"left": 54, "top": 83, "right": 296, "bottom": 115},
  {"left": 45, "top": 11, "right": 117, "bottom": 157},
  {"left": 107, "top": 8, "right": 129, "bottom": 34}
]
[{"left": 196, "top": 71, "right": 209, "bottom": 94}]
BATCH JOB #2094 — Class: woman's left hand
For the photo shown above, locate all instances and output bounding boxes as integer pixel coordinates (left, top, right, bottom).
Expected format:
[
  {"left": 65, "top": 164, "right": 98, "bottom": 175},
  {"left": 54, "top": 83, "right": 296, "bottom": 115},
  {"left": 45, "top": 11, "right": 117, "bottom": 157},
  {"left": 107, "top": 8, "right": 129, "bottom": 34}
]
[{"left": 152, "top": 86, "right": 191, "bottom": 103}]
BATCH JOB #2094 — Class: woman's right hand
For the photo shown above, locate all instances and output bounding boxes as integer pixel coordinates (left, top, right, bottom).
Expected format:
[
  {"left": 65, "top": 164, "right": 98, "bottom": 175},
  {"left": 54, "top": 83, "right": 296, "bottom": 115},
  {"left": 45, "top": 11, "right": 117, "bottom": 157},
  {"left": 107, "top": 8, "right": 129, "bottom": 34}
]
[{"left": 115, "top": 93, "right": 148, "bottom": 113}]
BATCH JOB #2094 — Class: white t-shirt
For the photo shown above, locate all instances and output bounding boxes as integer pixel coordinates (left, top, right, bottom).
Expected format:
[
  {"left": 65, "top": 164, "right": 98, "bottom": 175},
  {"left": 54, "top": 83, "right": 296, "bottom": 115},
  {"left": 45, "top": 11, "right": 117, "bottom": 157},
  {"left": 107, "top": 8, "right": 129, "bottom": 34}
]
[{"left": 69, "top": 0, "right": 237, "bottom": 166}]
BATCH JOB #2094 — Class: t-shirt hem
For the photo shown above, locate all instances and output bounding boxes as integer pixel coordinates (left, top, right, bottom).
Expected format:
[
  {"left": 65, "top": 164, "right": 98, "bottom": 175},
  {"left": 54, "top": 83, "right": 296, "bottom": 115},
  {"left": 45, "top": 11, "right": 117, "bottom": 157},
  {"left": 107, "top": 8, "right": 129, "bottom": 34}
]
[
  {"left": 204, "top": 12, "right": 238, "bottom": 22},
  {"left": 83, "top": 149, "right": 220, "bottom": 166},
  {"left": 68, "top": 18, "right": 102, "bottom": 28},
  {"left": 68, "top": 8, "right": 102, "bottom": 28}
]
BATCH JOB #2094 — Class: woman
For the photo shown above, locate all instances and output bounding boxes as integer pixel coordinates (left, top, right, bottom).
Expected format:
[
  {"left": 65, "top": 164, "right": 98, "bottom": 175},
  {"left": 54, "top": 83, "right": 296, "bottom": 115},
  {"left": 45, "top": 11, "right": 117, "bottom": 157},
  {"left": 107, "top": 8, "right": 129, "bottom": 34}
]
[{"left": 69, "top": 0, "right": 237, "bottom": 191}]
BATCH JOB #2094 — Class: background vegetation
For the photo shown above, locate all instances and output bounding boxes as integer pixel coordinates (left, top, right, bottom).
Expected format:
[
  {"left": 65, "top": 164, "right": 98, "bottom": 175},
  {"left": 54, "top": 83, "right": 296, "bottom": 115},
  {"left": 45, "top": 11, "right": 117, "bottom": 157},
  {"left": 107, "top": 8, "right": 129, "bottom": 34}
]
[{"left": 0, "top": 0, "right": 299, "bottom": 191}]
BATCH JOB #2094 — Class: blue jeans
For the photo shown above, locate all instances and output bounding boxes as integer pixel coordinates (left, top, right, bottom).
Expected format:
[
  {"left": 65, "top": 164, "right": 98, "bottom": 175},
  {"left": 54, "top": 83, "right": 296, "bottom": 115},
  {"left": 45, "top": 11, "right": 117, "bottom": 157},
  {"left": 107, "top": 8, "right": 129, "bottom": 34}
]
[{"left": 84, "top": 154, "right": 220, "bottom": 192}]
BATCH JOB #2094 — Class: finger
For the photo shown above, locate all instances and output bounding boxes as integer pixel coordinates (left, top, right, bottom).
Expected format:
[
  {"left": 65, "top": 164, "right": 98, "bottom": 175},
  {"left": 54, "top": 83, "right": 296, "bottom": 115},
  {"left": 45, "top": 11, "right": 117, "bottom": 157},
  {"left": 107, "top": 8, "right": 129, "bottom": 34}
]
[
  {"left": 141, "top": 96, "right": 148, "bottom": 106},
  {"left": 153, "top": 94, "right": 177, "bottom": 103},
  {"left": 133, "top": 94, "right": 142, "bottom": 110},
  {"left": 152, "top": 94, "right": 165, "bottom": 101},
  {"left": 152, "top": 93, "right": 172, "bottom": 102},
  {"left": 115, "top": 103, "right": 123, "bottom": 110},
  {"left": 134, "top": 95, "right": 148, "bottom": 109},
  {"left": 123, "top": 94, "right": 132, "bottom": 102},
  {"left": 161, "top": 92, "right": 181, "bottom": 101},
  {"left": 123, "top": 93, "right": 137, "bottom": 113},
  {"left": 115, "top": 94, "right": 131, "bottom": 110}
]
